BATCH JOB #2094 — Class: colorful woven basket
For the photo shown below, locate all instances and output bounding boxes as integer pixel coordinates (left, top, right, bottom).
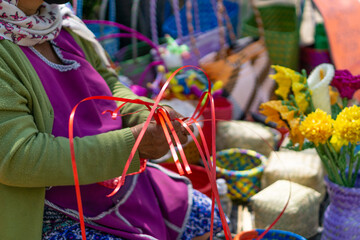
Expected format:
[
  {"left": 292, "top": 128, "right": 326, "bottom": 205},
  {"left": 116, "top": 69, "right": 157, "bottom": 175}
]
[
  {"left": 242, "top": 4, "right": 299, "bottom": 70},
  {"left": 215, "top": 148, "right": 267, "bottom": 201},
  {"left": 162, "top": 0, "right": 239, "bottom": 38},
  {"left": 235, "top": 229, "right": 306, "bottom": 240}
]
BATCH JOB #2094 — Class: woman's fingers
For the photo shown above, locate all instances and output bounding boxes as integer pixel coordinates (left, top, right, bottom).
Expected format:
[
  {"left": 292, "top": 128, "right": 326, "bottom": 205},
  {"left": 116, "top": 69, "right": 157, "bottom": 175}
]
[{"left": 130, "top": 117, "right": 195, "bottom": 159}]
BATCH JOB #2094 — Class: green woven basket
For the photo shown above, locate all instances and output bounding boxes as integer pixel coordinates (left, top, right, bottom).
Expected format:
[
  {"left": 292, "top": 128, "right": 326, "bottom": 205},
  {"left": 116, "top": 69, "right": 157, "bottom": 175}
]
[
  {"left": 242, "top": 4, "right": 299, "bottom": 70},
  {"left": 215, "top": 148, "right": 267, "bottom": 202},
  {"left": 114, "top": 38, "right": 166, "bottom": 86}
]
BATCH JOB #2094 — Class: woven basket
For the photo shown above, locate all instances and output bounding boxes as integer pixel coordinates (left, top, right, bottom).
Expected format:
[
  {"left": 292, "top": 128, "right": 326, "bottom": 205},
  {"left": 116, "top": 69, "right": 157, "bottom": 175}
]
[
  {"left": 162, "top": 0, "right": 239, "bottom": 38},
  {"left": 77, "top": 0, "right": 120, "bottom": 59},
  {"left": 262, "top": 150, "right": 326, "bottom": 200},
  {"left": 216, "top": 121, "right": 278, "bottom": 158},
  {"left": 250, "top": 180, "right": 321, "bottom": 238},
  {"left": 88, "top": 24, "right": 120, "bottom": 59},
  {"left": 214, "top": 148, "right": 267, "bottom": 201},
  {"left": 235, "top": 229, "right": 306, "bottom": 240},
  {"left": 242, "top": 4, "right": 299, "bottom": 70}
]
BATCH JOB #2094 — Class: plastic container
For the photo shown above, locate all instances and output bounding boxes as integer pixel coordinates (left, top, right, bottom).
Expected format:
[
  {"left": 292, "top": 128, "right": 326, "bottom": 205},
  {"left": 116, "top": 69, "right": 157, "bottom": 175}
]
[
  {"left": 216, "top": 178, "right": 232, "bottom": 217},
  {"left": 234, "top": 229, "right": 307, "bottom": 240},
  {"left": 201, "top": 97, "right": 233, "bottom": 152}
]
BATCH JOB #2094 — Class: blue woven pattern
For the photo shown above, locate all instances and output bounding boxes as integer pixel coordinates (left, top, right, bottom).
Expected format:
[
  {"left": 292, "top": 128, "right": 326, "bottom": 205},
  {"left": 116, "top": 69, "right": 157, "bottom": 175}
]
[
  {"left": 162, "top": 0, "right": 239, "bottom": 38},
  {"left": 255, "top": 229, "right": 306, "bottom": 240},
  {"left": 215, "top": 148, "right": 267, "bottom": 201},
  {"left": 87, "top": 24, "right": 120, "bottom": 58},
  {"left": 321, "top": 176, "right": 360, "bottom": 239}
]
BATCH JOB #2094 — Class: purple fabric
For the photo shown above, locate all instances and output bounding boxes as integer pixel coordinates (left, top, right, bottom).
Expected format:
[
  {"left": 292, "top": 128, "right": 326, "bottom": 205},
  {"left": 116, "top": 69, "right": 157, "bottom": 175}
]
[
  {"left": 20, "top": 29, "right": 122, "bottom": 138},
  {"left": 322, "top": 176, "right": 360, "bottom": 240},
  {"left": 20, "top": 29, "right": 191, "bottom": 239},
  {"left": 46, "top": 164, "right": 191, "bottom": 240}
]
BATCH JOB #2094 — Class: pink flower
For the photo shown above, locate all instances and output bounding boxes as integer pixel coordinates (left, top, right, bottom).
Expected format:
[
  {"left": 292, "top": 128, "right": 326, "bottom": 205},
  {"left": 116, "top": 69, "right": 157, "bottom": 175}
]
[{"left": 331, "top": 70, "right": 360, "bottom": 99}]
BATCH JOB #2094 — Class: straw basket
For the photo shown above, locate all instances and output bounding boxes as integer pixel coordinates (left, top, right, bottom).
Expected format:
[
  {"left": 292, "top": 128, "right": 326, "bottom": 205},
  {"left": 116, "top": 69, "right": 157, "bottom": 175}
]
[{"left": 215, "top": 148, "right": 267, "bottom": 201}]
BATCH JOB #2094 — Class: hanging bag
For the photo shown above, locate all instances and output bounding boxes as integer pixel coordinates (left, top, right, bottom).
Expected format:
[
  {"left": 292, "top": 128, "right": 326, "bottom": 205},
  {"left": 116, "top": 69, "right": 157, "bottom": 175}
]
[
  {"left": 200, "top": 0, "right": 274, "bottom": 116},
  {"left": 112, "top": 0, "right": 166, "bottom": 87},
  {"left": 84, "top": 19, "right": 165, "bottom": 97},
  {"left": 159, "top": 0, "right": 240, "bottom": 68},
  {"left": 242, "top": 0, "right": 301, "bottom": 70},
  {"left": 76, "top": 0, "right": 120, "bottom": 59},
  {"left": 162, "top": 0, "right": 239, "bottom": 39}
]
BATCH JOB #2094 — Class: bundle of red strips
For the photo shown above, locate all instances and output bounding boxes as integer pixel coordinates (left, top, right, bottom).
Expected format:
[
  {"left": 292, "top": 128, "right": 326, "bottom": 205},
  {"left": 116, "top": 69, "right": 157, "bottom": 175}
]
[{"left": 68, "top": 66, "right": 288, "bottom": 240}]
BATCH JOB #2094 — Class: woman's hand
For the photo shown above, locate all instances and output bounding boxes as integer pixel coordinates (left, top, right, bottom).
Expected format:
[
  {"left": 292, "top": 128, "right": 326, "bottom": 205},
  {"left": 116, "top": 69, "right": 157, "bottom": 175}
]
[{"left": 130, "top": 107, "right": 193, "bottom": 159}]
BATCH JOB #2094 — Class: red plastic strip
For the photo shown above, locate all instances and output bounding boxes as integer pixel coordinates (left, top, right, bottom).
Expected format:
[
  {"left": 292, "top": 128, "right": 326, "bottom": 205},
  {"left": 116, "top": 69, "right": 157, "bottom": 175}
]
[
  {"left": 176, "top": 118, "right": 231, "bottom": 240},
  {"left": 157, "top": 111, "right": 184, "bottom": 175},
  {"left": 68, "top": 95, "right": 155, "bottom": 239},
  {"left": 106, "top": 66, "right": 195, "bottom": 198},
  {"left": 68, "top": 107, "right": 86, "bottom": 240},
  {"left": 158, "top": 109, "right": 191, "bottom": 174},
  {"left": 255, "top": 183, "right": 292, "bottom": 240},
  {"left": 67, "top": 65, "right": 287, "bottom": 240}
]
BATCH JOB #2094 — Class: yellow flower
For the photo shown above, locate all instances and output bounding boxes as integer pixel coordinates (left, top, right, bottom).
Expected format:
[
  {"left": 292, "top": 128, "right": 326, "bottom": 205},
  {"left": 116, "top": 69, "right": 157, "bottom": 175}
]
[
  {"left": 330, "top": 134, "right": 347, "bottom": 152},
  {"left": 333, "top": 105, "right": 360, "bottom": 143},
  {"left": 292, "top": 81, "right": 305, "bottom": 92},
  {"left": 259, "top": 100, "right": 299, "bottom": 129},
  {"left": 292, "top": 71, "right": 311, "bottom": 114},
  {"left": 259, "top": 101, "right": 289, "bottom": 128},
  {"left": 299, "top": 109, "right": 334, "bottom": 146},
  {"left": 288, "top": 118, "right": 305, "bottom": 149},
  {"left": 294, "top": 91, "right": 309, "bottom": 113},
  {"left": 271, "top": 65, "right": 295, "bottom": 100}
]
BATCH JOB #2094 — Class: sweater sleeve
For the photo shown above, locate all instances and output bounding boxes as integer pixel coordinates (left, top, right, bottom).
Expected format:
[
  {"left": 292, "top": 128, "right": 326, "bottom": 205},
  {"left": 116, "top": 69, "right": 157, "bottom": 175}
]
[{"left": 0, "top": 39, "right": 143, "bottom": 188}]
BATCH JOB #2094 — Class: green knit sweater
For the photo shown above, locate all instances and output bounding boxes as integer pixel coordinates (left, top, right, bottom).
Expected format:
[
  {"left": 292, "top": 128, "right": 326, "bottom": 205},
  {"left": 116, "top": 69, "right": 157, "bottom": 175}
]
[{"left": 0, "top": 28, "right": 152, "bottom": 240}]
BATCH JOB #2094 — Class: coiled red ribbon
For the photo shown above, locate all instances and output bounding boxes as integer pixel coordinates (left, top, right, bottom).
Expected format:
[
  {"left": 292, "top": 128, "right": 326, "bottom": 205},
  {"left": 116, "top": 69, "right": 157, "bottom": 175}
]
[{"left": 68, "top": 65, "right": 289, "bottom": 240}]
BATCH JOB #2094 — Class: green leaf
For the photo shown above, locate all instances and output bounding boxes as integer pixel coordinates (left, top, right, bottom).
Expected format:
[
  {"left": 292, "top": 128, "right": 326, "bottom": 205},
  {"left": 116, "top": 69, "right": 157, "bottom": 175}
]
[
  {"left": 282, "top": 139, "right": 315, "bottom": 151},
  {"left": 331, "top": 103, "right": 343, "bottom": 120}
]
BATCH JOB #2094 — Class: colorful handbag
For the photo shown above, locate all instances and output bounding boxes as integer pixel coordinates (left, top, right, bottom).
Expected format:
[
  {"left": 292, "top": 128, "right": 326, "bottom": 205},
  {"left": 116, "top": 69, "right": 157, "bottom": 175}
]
[
  {"left": 162, "top": 0, "right": 239, "bottom": 39},
  {"left": 112, "top": 0, "right": 164, "bottom": 87},
  {"left": 76, "top": 0, "right": 120, "bottom": 59},
  {"left": 158, "top": 0, "right": 239, "bottom": 68},
  {"left": 242, "top": 1, "right": 300, "bottom": 70},
  {"left": 200, "top": 0, "right": 274, "bottom": 116}
]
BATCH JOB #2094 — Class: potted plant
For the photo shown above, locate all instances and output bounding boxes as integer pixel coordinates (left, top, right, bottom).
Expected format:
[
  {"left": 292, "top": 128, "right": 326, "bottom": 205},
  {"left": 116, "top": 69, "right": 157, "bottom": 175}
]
[{"left": 259, "top": 63, "right": 360, "bottom": 240}]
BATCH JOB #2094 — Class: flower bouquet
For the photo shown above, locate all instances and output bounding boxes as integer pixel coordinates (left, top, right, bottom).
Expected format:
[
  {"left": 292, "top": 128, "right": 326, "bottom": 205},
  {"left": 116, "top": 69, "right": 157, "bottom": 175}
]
[
  {"left": 259, "top": 63, "right": 360, "bottom": 187},
  {"left": 259, "top": 63, "right": 360, "bottom": 239}
]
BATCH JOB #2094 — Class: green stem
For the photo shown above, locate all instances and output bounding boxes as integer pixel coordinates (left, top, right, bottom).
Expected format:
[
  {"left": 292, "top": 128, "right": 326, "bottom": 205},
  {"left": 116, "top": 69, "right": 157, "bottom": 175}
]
[
  {"left": 315, "top": 147, "right": 332, "bottom": 178},
  {"left": 348, "top": 144, "right": 356, "bottom": 186},
  {"left": 317, "top": 144, "right": 344, "bottom": 185},
  {"left": 352, "top": 156, "right": 360, "bottom": 187},
  {"left": 342, "top": 97, "right": 348, "bottom": 108},
  {"left": 351, "top": 147, "right": 360, "bottom": 187},
  {"left": 338, "top": 154, "right": 347, "bottom": 186},
  {"left": 326, "top": 141, "right": 347, "bottom": 185}
]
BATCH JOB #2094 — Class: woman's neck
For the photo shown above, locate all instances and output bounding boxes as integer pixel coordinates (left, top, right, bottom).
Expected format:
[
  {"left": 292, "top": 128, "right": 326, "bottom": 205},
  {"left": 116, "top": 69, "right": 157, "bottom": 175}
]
[{"left": 17, "top": 0, "right": 44, "bottom": 16}]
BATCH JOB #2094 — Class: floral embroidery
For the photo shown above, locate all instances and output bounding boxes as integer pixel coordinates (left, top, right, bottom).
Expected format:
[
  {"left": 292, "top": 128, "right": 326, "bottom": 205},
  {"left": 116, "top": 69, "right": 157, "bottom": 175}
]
[{"left": 0, "top": 1, "right": 62, "bottom": 46}]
